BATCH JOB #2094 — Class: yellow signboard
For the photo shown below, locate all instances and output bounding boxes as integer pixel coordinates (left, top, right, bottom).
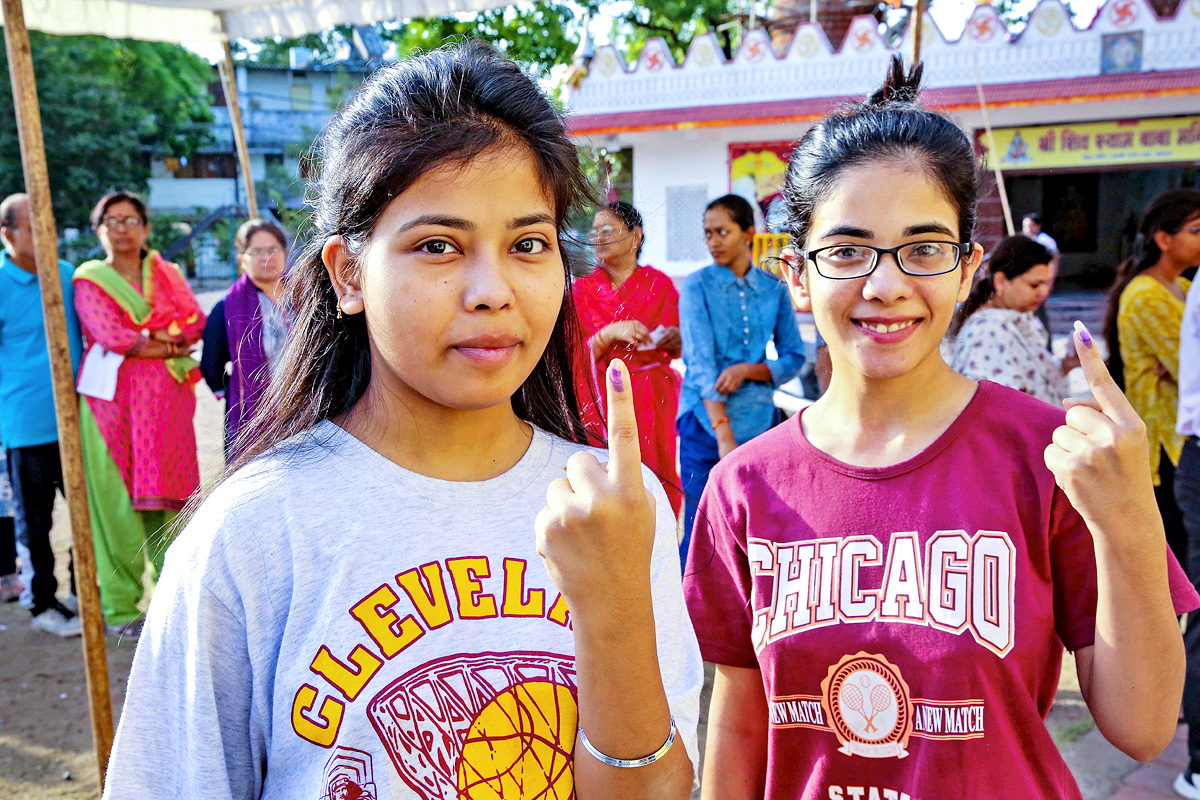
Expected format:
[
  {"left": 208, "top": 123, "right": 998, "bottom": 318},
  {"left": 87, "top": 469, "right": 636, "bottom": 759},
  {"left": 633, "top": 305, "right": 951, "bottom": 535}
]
[{"left": 986, "top": 116, "right": 1200, "bottom": 171}]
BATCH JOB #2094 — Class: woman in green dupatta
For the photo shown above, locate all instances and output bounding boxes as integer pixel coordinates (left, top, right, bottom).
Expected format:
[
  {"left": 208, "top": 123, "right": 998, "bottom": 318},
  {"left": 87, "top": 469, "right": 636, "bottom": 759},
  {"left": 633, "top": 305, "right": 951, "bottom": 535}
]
[{"left": 73, "top": 192, "right": 205, "bottom": 638}]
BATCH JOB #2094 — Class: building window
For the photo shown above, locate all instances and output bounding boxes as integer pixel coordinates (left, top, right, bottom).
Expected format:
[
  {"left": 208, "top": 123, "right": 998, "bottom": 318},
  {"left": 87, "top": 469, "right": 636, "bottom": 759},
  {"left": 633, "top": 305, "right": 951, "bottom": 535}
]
[
  {"left": 290, "top": 82, "right": 313, "bottom": 111},
  {"left": 167, "top": 154, "right": 237, "bottom": 179},
  {"left": 666, "top": 185, "right": 710, "bottom": 262}
]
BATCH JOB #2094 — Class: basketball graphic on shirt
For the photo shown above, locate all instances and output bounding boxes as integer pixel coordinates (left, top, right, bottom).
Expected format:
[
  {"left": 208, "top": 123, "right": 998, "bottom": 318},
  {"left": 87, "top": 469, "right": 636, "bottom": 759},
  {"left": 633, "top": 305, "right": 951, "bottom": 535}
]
[
  {"left": 366, "top": 652, "right": 577, "bottom": 800},
  {"left": 821, "top": 653, "right": 913, "bottom": 759},
  {"left": 457, "top": 680, "right": 575, "bottom": 798}
]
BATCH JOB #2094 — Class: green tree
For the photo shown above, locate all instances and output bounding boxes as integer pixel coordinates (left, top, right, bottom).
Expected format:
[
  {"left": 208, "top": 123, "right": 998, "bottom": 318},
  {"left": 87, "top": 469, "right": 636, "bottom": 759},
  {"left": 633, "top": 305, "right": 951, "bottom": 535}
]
[
  {"left": 611, "top": 0, "right": 738, "bottom": 63},
  {"left": 0, "top": 33, "right": 215, "bottom": 229},
  {"left": 230, "top": 26, "right": 356, "bottom": 66},
  {"left": 387, "top": 3, "right": 581, "bottom": 75},
  {"left": 231, "top": 0, "right": 743, "bottom": 79}
]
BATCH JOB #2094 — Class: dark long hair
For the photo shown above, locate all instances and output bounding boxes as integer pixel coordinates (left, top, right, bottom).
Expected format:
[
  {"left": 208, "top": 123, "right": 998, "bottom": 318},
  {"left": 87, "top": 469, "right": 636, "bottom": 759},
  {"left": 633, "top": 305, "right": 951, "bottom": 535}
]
[
  {"left": 782, "top": 57, "right": 978, "bottom": 261},
  {"left": 227, "top": 41, "right": 594, "bottom": 474},
  {"left": 949, "top": 235, "right": 1052, "bottom": 336},
  {"left": 1103, "top": 188, "right": 1200, "bottom": 390}
]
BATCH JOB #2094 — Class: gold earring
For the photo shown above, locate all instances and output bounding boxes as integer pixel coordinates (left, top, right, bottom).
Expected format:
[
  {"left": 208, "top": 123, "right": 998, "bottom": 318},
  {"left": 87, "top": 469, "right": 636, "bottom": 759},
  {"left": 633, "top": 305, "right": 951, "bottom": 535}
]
[{"left": 336, "top": 298, "right": 344, "bottom": 320}]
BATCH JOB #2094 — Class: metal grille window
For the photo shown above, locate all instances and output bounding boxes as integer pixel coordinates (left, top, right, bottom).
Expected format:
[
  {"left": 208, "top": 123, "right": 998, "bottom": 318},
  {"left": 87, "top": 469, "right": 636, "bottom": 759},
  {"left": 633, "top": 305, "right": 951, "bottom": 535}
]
[{"left": 665, "top": 185, "right": 709, "bottom": 263}]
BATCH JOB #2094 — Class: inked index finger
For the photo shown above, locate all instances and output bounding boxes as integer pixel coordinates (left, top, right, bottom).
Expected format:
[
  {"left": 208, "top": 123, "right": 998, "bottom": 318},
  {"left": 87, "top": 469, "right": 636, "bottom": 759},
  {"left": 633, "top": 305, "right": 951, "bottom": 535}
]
[
  {"left": 604, "top": 358, "right": 643, "bottom": 490},
  {"left": 1072, "top": 320, "right": 1134, "bottom": 422}
]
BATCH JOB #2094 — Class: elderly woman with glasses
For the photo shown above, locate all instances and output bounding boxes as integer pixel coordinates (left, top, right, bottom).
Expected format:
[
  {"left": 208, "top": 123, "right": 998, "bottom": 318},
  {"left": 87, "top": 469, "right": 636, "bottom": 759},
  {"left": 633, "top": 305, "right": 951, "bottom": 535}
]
[
  {"left": 73, "top": 190, "right": 205, "bottom": 638},
  {"left": 200, "top": 218, "right": 290, "bottom": 458},
  {"left": 574, "top": 201, "right": 684, "bottom": 515}
]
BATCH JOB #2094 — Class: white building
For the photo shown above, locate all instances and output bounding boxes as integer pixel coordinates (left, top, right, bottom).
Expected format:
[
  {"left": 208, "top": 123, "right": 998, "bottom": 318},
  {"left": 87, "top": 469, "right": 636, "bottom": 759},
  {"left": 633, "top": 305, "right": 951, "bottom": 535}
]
[
  {"left": 149, "top": 37, "right": 384, "bottom": 214},
  {"left": 565, "top": 0, "right": 1200, "bottom": 288}
]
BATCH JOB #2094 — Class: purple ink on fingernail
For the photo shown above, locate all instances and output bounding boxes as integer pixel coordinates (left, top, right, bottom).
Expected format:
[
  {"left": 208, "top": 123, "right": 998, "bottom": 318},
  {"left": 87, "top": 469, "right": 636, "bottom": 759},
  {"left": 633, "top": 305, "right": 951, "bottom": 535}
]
[
  {"left": 1074, "top": 320, "right": 1093, "bottom": 347},
  {"left": 609, "top": 365, "right": 625, "bottom": 391}
]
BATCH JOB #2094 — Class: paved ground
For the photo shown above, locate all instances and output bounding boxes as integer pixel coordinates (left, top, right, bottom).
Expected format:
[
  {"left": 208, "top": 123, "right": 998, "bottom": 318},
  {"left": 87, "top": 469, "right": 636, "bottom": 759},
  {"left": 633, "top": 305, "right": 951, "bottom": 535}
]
[{"left": 1105, "top": 726, "right": 1191, "bottom": 799}]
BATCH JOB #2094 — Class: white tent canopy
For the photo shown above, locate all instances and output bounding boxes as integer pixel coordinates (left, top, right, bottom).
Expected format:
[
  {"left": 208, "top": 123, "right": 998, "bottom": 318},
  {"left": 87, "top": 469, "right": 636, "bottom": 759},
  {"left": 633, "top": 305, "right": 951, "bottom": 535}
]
[{"left": 9, "top": 0, "right": 516, "bottom": 42}]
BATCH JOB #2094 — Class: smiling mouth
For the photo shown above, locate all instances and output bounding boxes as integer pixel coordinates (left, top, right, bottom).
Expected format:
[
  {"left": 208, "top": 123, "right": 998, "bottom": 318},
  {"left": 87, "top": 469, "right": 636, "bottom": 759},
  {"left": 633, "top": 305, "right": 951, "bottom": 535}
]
[{"left": 854, "top": 319, "right": 919, "bottom": 334}]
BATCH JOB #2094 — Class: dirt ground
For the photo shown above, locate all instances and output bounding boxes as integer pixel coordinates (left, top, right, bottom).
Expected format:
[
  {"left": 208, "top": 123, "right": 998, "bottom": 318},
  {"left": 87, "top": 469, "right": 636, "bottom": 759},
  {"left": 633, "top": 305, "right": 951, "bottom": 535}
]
[
  {"left": 0, "top": 292, "right": 1140, "bottom": 798},
  {"left": 0, "top": 294, "right": 226, "bottom": 798}
]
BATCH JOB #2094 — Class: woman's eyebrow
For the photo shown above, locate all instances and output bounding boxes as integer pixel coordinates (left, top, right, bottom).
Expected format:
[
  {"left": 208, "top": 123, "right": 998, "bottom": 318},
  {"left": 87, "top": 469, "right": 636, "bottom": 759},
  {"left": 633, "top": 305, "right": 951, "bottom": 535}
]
[
  {"left": 903, "top": 222, "right": 956, "bottom": 237},
  {"left": 818, "top": 225, "right": 873, "bottom": 240},
  {"left": 395, "top": 214, "right": 475, "bottom": 234},
  {"left": 510, "top": 213, "right": 555, "bottom": 229}
]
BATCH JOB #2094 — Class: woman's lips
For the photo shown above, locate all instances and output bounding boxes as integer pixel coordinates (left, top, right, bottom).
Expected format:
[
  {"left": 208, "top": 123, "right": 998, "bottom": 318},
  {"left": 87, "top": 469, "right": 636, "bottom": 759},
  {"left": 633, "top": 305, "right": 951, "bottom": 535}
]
[
  {"left": 452, "top": 335, "right": 521, "bottom": 366},
  {"left": 853, "top": 317, "right": 921, "bottom": 344}
]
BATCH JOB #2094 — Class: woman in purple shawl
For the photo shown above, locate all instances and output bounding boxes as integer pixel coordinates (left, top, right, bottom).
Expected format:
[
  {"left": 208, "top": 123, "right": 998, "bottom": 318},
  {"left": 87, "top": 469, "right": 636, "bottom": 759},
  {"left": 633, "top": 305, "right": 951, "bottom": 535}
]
[{"left": 201, "top": 219, "right": 289, "bottom": 458}]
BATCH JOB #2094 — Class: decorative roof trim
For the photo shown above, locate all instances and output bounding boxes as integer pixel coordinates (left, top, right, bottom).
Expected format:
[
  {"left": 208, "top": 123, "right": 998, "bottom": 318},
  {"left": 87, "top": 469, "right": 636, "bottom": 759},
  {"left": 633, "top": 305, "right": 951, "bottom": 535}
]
[{"left": 567, "top": 67, "right": 1200, "bottom": 135}]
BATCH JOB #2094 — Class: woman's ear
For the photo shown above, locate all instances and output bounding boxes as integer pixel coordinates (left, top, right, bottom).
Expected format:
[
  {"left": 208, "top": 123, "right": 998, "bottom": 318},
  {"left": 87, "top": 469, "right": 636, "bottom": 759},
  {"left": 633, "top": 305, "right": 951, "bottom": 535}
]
[
  {"left": 958, "top": 243, "right": 984, "bottom": 303},
  {"left": 323, "top": 235, "right": 365, "bottom": 315},
  {"left": 1154, "top": 228, "right": 1174, "bottom": 254},
  {"left": 782, "top": 256, "right": 812, "bottom": 313}
]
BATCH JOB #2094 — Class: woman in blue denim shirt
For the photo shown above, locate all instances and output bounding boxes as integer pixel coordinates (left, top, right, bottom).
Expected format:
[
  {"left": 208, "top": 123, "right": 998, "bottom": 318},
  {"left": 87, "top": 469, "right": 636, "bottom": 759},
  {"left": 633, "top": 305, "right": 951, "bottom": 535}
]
[{"left": 678, "top": 194, "right": 805, "bottom": 564}]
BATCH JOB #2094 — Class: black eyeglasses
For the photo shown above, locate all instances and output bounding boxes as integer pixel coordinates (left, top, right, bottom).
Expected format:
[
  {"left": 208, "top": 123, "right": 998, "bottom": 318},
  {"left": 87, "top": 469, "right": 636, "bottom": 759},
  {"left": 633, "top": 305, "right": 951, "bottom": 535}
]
[{"left": 793, "top": 241, "right": 973, "bottom": 280}]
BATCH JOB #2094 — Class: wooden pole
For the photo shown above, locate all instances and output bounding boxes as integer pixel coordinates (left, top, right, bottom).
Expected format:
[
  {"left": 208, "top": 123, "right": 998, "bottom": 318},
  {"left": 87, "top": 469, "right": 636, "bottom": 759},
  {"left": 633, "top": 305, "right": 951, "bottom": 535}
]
[
  {"left": 1, "top": 0, "right": 114, "bottom": 786},
  {"left": 219, "top": 41, "right": 258, "bottom": 219}
]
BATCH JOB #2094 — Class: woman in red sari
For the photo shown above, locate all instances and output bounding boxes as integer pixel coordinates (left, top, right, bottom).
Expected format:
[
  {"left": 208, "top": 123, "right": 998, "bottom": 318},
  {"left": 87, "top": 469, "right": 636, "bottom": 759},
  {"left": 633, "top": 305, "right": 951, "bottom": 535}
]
[{"left": 575, "top": 202, "right": 683, "bottom": 514}]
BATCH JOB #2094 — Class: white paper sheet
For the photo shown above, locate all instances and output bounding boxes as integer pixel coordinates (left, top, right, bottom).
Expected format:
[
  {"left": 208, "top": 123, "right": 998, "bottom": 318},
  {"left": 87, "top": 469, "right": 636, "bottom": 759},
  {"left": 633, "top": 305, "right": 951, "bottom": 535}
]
[
  {"left": 76, "top": 344, "right": 124, "bottom": 402},
  {"left": 637, "top": 324, "right": 670, "bottom": 351}
]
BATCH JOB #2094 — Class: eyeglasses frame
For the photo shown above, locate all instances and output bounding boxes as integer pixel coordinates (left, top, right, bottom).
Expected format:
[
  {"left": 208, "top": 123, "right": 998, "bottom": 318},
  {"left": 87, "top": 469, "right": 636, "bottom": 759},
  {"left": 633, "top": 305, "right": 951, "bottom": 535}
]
[
  {"left": 101, "top": 216, "right": 146, "bottom": 231},
  {"left": 790, "top": 240, "right": 975, "bottom": 280}
]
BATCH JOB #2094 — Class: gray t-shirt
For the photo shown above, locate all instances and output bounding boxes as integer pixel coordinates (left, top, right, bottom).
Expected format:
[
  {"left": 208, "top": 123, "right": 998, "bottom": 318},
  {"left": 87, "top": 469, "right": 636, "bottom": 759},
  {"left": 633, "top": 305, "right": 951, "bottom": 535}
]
[{"left": 102, "top": 422, "right": 702, "bottom": 799}]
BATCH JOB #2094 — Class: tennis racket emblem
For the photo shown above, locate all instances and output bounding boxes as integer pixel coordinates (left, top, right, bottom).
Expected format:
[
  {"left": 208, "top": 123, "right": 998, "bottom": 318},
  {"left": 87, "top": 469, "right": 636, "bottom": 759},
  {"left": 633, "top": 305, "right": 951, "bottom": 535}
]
[{"left": 821, "top": 652, "right": 913, "bottom": 759}]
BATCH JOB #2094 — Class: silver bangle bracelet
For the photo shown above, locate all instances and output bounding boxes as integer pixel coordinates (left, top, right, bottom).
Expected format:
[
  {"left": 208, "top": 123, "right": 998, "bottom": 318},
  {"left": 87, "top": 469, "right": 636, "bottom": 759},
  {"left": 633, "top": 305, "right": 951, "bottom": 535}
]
[{"left": 578, "top": 715, "right": 677, "bottom": 769}]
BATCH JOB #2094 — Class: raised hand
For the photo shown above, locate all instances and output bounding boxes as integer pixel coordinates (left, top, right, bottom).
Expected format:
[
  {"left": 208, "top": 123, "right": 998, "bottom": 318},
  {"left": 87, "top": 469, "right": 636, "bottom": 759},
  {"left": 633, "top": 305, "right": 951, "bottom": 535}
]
[
  {"left": 535, "top": 358, "right": 657, "bottom": 619},
  {"left": 1043, "top": 322, "right": 1161, "bottom": 540}
]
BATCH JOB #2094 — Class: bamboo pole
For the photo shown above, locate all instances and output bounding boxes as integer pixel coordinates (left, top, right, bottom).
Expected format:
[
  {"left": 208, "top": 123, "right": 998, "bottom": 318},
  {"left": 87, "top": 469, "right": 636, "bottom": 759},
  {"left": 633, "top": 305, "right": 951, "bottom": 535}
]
[
  {"left": 1, "top": 0, "right": 114, "bottom": 787},
  {"left": 219, "top": 41, "right": 258, "bottom": 219},
  {"left": 969, "top": 37, "right": 1016, "bottom": 236},
  {"left": 909, "top": 0, "right": 925, "bottom": 65}
]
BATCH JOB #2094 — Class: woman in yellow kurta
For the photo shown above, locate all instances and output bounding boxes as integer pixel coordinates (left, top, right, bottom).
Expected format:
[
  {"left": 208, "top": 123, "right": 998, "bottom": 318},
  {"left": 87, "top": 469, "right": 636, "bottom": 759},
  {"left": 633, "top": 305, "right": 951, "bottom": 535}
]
[{"left": 1104, "top": 189, "right": 1200, "bottom": 568}]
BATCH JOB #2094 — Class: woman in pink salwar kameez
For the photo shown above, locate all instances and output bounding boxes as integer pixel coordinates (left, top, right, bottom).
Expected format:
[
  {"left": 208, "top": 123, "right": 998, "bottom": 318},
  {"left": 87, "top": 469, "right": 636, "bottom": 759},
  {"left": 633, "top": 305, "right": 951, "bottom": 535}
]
[
  {"left": 575, "top": 202, "right": 683, "bottom": 515},
  {"left": 73, "top": 192, "right": 205, "bottom": 637}
]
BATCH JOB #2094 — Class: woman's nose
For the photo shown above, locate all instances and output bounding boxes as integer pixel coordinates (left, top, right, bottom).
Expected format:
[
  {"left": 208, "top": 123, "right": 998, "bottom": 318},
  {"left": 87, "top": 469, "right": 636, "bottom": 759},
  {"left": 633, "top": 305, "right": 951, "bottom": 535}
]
[
  {"left": 462, "top": 255, "right": 517, "bottom": 310},
  {"left": 862, "top": 253, "right": 912, "bottom": 303}
]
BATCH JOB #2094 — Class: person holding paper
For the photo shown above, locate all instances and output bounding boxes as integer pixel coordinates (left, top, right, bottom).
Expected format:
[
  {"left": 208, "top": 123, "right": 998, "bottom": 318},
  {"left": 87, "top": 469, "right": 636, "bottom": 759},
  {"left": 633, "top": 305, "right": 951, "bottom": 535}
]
[
  {"left": 575, "top": 201, "right": 683, "bottom": 515},
  {"left": 73, "top": 191, "right": 206, "bottom": 639},
  {"left": 0, "top": 193, "right": 83, "bottom": 638}
]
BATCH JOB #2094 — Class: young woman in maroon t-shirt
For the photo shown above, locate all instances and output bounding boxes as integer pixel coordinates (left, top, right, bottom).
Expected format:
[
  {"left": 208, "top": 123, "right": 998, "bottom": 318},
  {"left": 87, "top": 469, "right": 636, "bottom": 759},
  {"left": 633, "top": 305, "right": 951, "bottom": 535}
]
[{"left": 684, "top": 58, "right": 1197, "bottom": 800}]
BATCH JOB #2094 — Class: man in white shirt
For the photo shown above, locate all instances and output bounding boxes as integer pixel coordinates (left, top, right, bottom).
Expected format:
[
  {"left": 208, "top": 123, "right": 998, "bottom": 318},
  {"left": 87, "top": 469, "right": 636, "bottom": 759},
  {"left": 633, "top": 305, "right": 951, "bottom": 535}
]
[{"left": 1022, "top": 212, "right": 1059, "bottom": 254}]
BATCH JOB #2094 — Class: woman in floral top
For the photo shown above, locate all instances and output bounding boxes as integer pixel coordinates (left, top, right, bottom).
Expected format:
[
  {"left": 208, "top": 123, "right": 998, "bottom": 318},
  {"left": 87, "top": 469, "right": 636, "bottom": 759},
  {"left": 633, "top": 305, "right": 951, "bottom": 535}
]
[
  {"left": 1103, "top": 189, "right": 1200, "bottom": 570},
  {"left": 949, "top": 235, "right": 1078, "bottom": 405}
]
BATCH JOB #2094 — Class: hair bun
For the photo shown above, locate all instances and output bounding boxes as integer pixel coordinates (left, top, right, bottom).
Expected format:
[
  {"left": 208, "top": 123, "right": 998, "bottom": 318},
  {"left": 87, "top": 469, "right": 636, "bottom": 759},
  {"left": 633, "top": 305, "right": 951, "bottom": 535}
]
[{"left": 867, "top": 56, "right": 924, "bottom": 106}]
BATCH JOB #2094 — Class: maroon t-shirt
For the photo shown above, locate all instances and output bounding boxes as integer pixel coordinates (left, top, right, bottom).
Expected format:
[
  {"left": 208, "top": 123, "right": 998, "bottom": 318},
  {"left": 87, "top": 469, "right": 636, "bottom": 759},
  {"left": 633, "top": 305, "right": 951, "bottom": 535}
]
[{"left": 684, "top": 381, "right": 1198, "bottom": 800}]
